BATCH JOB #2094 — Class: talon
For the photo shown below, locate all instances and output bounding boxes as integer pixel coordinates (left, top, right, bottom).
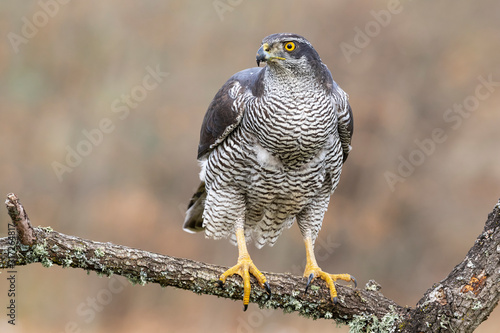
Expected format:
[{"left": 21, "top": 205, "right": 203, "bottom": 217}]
[
  {"left": 264, "top": 281, "right": 271, "bottom": 297},
  {"left": 303, "top": 236, "right": 354, "bottom": 304},
  {"left": 217, "top": 280, "right": 224, "bottom": 288},
  {"left": 219, "top": 228, "right": 268, "bottom": 311},
  {"left": 303, "top": 265, "right": 353, "bottom": 304},
  {"left": 351, "top": 276, "right": 357, "bottom": 288},
  {"left": 305, "top": 273, "right": 314, "bottom": 293}
]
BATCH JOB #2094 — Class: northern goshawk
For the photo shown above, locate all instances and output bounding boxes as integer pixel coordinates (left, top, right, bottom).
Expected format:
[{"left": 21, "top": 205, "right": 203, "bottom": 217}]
[{"left": 184, "top": 33, "right": 355, "bottom": 310}]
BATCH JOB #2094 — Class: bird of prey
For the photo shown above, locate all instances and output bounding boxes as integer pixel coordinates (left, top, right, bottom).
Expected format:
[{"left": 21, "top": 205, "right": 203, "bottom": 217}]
[{"left": 184, "top": 33, "right": 355, "bottom": 310}]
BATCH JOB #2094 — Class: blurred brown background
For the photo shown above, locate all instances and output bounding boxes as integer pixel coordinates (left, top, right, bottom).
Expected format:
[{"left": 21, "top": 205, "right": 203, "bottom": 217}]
[{"left": 1, "top": 1, "right": 499, "bottom": 332}]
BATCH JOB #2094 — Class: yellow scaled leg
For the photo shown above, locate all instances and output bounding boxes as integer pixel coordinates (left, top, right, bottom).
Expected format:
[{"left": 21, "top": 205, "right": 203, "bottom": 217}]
[
  {"left": 219, "top": 228, "right": 271, "bottom": 311},
  {"left": 303, "top": 235, "right": 356, "bottom": 304}
]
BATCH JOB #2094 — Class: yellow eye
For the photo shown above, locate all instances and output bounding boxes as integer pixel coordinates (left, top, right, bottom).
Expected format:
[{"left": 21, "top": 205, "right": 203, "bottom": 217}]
[{"left": 284, "top": 42, "right": 295, "bottom": 52}]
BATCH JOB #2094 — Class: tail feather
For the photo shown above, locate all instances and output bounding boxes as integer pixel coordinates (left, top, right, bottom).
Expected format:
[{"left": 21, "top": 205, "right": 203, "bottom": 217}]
[{"left": 183, "top": 182, "right": 206, "bottom": 233}]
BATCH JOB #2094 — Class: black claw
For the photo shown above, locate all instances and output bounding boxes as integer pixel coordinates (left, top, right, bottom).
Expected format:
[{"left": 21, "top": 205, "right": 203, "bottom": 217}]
[
  {"left": 264, "top": 281, "right": 271, "bottom": 294},
  {"left": 332, "top": 297, "right": 338, "bottom": 305},
  {"left": 351, "top": 276, "right": 357, "bottom": 288},
  {"left": 305, "top": 273, "right": 314, "bottom": 293},
  {"left": 217, "top": 280, "right": 224, "bottom": 288},
  {"left": 243, "top": 304, "right": 248, "bottom": 311}
]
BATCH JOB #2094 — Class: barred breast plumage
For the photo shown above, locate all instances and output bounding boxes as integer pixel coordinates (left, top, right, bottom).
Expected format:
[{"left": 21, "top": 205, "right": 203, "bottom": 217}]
[{"left": 183, "top": 33, "right": 355, "bottom": 309}]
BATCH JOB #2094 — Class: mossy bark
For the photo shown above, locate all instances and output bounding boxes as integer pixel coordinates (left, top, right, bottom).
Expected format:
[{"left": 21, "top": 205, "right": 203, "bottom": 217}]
[{"left": 1, "top": 194, "right": 499, "bottom": 332}]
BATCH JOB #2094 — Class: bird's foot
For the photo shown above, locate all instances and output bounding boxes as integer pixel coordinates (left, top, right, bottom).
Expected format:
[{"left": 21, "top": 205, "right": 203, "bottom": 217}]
[
  {"left": 218, "top": 254, "right": 271, "bottom": 311},
  {"left": 303, "top": 266, "right": 356, "bottom": 304}
]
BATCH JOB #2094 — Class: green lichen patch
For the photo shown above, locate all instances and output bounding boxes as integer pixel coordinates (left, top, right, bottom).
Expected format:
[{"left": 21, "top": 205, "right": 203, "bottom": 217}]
[
  {"left": 40, "top": 226, "right": 53, "bottom": 233},
  {"left": 62, "top": 256, "right": 73, "bottom": 268},
  {"left": 32, "top": 242, "right": 49, "bottom": 257},
  {"left": 30, "top": 240, "right": 53, "bottom": 267},
  {"left": 309, "top": 285, "right": 320, "bottom": 292},
  {"left": 126, "top": 269, "right": 148, "bottom": 286},
  {"left": 348, "top": 307, "right": 400, "bottom": 333},
  {"left": 73, "top": 246, "right": 89, "bottom": 268},
  {"left": 94, "top": 247, "right": 105, "bottom": 257},
  {"left": 472, "top": 301, "right": 483, "bottom": 310}
]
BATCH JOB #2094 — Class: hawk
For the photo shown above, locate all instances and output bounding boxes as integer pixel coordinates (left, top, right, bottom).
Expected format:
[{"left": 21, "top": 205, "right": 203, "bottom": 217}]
[{"left": 184, "top": 33, "right": 355, "bottom": 310}]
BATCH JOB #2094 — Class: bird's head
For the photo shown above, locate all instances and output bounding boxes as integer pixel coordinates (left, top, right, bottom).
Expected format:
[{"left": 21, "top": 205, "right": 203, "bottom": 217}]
[{"left": 256, "top": 33, "right": 322, "bottom": 73}]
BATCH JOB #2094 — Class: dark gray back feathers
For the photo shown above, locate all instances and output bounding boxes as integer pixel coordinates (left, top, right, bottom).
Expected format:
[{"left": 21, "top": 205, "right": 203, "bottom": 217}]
[{"left": 197, "top": 67, "right": 265, "bottom": 159}]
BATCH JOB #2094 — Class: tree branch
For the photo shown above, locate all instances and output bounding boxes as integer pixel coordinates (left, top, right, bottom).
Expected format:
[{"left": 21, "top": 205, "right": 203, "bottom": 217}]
[
  {"left": 1, "top": 193, "right": 499, "bottom": 332},
  {"left": 5, "top": 193, "right": 35, "bottom": 245}
]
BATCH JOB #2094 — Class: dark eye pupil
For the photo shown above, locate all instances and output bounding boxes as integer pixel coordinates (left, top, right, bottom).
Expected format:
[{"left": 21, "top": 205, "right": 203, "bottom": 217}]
[{"left": 287, "top": 43, "right": 292, "bottom": 49}]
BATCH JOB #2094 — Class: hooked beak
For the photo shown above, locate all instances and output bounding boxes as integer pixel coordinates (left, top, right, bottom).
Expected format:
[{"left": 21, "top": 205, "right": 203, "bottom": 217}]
[
  {"left": 256, "top": 44, "right": 269, "bottom": 67},
  {"left": 256, "top": 43, "right": 285, "bottom": 67}
]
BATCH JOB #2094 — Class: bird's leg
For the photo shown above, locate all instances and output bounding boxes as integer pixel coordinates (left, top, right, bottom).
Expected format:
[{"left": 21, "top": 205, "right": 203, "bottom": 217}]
[
  {"left": 303, "top": 235, "right": 356, "bottom": 304},
  {"left": 218, "top": 228, "right": 271, "bottom": 311}
]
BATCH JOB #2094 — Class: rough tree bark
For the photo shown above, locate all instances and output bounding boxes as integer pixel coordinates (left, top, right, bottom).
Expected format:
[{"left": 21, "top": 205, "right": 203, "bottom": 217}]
[{"left": 1, "top": 193, "right": 499, "bottom": 332}]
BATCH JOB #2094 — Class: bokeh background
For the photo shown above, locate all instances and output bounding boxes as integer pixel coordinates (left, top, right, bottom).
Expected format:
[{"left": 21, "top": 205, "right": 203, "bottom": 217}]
[{"left": 1, "top": 1, "right": 500, "bottom": 332}]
